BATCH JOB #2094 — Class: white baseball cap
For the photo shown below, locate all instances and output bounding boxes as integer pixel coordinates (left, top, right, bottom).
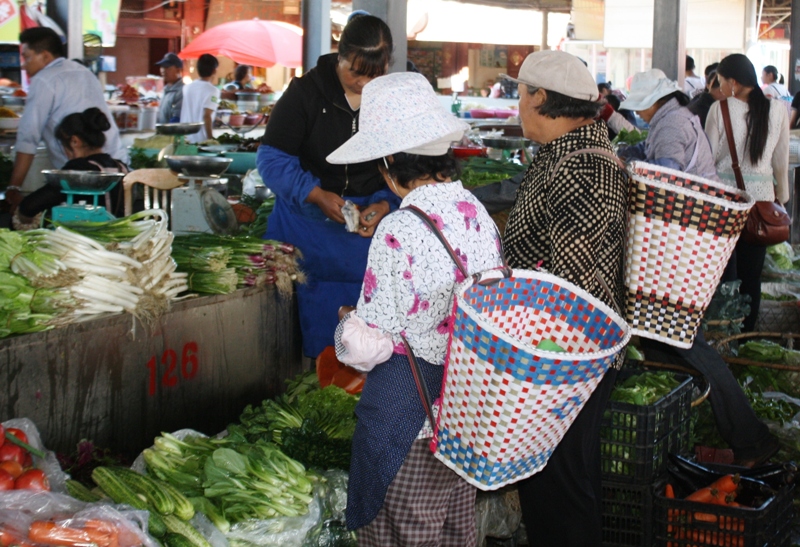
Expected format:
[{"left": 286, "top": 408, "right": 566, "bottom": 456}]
[
  {"left": 327, "top": 72, "right": 468, "bottom": 164},
  {"left": 500, "top": 50, "right": 600, "bottom": 102},
  {"left": 619, "top": 69, "right": 685, "bottom": 111}
]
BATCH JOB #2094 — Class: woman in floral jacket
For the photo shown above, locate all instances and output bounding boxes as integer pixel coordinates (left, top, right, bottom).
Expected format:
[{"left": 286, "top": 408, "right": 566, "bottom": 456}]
[{"left": 329, "top": 72, "right": 503, "bottom": 546}]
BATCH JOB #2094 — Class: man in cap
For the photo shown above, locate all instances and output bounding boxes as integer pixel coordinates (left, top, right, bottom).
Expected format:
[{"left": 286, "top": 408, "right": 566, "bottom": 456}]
[
  {"left": 502, "top": 50, "right": 628, "bottom": 545},
  {"left": 155, "top": 53, "right": 184, "bottom": 124}
]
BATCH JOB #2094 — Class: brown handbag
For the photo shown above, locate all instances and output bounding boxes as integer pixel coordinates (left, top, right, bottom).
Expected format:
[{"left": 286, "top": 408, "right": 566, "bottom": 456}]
[{"left": 719, "top": 99, "right": 791, "bottom": 245}]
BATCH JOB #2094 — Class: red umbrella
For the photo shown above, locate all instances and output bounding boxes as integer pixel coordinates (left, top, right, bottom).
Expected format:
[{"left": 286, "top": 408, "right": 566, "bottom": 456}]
[{"left": 179, "top": 19, "right": 303, "bottom": 69}]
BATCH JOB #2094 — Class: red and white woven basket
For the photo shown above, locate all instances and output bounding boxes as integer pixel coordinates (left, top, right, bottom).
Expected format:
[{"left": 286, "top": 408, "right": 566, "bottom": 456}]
[{"left": 625, "top": 162, "right": 754, "bottom": 348}]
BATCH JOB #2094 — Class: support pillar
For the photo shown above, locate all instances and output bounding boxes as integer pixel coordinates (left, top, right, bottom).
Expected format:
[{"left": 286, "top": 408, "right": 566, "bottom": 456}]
[
  {"left": 302, "top": 0, "right": 331, "bottom": 72},
  {"left": 67, "top": 0, "right": 82, "bottom": 60},
  {"left": 353, "top": 0, "right": 407, "bottom": 74},
  {"left": 541, "top": 10, "right": 549, "bottom": 51},
  {"left": 652, "top": 0, "right": 687, "bottom": 84}
]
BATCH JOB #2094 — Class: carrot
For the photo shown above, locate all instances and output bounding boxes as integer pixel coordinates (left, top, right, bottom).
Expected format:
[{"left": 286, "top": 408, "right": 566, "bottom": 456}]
[
  {"left": 28, "top": 522, "right": 94, "bottom": 546},
  {"left": 709, "top": 474, "right": 740, "bottom": 494},
  {"left": 0, "top": 527, "right": 20, "bottom": 547},
  {"left": 694, "top": 512, "right": 718, "bottom": 523},
  {"left": 686, "top": 486, "right": 722, "bottom": 503},
  {"left": 81, "top": 521, "right": 118, "bottom": 547}
]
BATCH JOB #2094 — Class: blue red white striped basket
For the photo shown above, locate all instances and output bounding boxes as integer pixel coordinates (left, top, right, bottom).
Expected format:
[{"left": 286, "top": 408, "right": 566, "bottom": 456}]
[
  {"left": 624, "top": 162, "right": 754, "bottom": 348},
  {"left": 433, "top": 269, "right": 630, "bottom": 490}
]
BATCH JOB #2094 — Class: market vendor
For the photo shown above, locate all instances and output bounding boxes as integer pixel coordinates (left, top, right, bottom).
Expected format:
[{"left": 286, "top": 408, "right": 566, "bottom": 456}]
[
  {"left": 155, "top": 53, "right": 184, "bottom": 125},
  {"left": 331, "top": 72, "right": 502, "bottom": 545},
  {"left": 256, "top": 15, "right": 398, "bottom": 358},
  {"left": 501, "top": 50, "right": 628, "bottom": 546},
  {"left": 5, "top": 28, "right": 125, "bottom": 211}
]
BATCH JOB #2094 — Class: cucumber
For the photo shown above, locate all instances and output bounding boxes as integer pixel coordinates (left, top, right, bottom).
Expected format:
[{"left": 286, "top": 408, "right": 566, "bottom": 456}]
[
  {"left": 162, "top": 515, "right": 212, "bottom": 547},
  {"left": 66, "top": 480, "right": 101, "bottom": 502},
  {"left": 159, "top": 480, "right": 196, "bottom": 521},
  {"left": 114, "top": 467, "right": 176, "bottom": 515},
  {"left": 164, "top": 533, "right": 197, "bottom": 547},
  {"left": 91, "top": 467, "right": 167, "bottom": 537}
]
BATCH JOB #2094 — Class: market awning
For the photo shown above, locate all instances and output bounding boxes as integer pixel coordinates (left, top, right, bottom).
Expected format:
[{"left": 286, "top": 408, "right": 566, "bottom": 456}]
[{"left": 406, "top": 0, "right": 570, "bottom": 46}]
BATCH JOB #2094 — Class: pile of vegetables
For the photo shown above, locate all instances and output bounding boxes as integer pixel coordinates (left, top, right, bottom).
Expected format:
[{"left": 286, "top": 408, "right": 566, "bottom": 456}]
[
  {"left": 736, "top": 339, "right": 800, "bottom": 366},
  {"left": 609, "top": 371, "right": 680, "bottom": 406},
  {"left": 0, "top": 426, "right": 50, "bottom": 492},
  {"left": 459, "top": 157, "right": 526, "bottom": 188},
  {"left": 142, "top": 432, "right": 315, "bottom": 531},
  {"left": 701, "top": 281, "right": 750, "bottom": 336},
  {"left": 172, "top": 234, "right": 303, "bottom": 297},
  {"left": 234, "top": 373, "right": 358, "bottom": 471},
  {"left": 244, "top": 198, "right": 274, "bottom": 238},
  {"left": 611, "top": 128, "right": 648, "bottom": 147}
]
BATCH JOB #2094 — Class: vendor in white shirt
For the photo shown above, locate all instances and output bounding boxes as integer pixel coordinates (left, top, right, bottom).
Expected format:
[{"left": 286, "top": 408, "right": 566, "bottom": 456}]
[
  {"left": 180, "top": 54, "right": 220, "bottom": 144},
  {"left": 5, "top": 27, "right": 125, "bottom": 210}
]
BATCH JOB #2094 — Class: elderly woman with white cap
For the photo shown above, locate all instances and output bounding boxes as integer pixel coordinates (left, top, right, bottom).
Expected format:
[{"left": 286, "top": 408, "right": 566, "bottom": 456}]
[
  {"left": 329, "top": 72, "right": 503, "bottom": 546},
  {"left": 618, "top": 68, "right": 718, "bottom": 179}
]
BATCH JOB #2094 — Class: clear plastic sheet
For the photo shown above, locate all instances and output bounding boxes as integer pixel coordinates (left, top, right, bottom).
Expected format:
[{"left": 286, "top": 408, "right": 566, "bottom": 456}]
[{"left": 3, "top": 417, "right": 70, "bottom": 493}]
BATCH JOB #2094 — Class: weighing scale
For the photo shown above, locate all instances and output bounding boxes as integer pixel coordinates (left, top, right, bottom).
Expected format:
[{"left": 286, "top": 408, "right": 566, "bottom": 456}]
[
  {"left": 165, "top": 156, "right": 238, "bottom": 236},
  {"left": 155, "top": 123, "right": 203, "bottom": 160},
  {"left": 42, "top": 170, "right": 125, "bottom": 223}
]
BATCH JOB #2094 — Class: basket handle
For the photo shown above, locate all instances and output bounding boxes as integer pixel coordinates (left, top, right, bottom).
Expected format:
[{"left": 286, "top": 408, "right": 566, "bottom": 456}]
[{"left": 401, "top": 333, "right": 435, "bottom": 428}]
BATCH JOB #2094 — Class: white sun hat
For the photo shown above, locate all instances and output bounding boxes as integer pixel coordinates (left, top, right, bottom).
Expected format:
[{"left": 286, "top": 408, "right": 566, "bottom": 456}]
[
  {"left": 619, "top": 69, "right": 685, "bottom": 111},
  {"left": 327, "top": 72, "right": 469, "bottom": 164}
]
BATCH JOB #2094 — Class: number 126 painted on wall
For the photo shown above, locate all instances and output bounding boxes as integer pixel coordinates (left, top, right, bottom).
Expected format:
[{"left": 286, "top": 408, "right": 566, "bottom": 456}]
[{"left": 146, "top": 342, "right": 199, "bottom": 396}]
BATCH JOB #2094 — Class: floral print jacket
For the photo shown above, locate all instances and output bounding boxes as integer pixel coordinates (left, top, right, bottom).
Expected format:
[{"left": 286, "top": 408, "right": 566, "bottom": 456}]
[{"left": 336, "top": 181, "right": 503, "bottom": 368}]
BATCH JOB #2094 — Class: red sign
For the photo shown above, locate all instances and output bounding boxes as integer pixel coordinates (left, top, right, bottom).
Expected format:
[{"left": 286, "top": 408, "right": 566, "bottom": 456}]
[
  {"left": 0, "top": 0, "right": 17, "bottom": 26},
  {"left": 146, "top": 341, "right": 199, "bottom": 396},
  {"left": 759, "top": 23, "right": 786, "bottom": 40}
]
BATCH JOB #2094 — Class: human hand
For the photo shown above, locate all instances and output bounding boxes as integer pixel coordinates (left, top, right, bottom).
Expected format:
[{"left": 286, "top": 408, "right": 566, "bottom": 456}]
[
  {"left": 5, "top": 187, "right": 22, "bottom": 210},
  {"left": 357, "top": 201, "right": 390, "bottom": 238},
  {"left": 338, "top": 305, "right": 356, "bottom": 320},
  {"left": 307, "top": 187, "right": 346, "bottom": 223}
]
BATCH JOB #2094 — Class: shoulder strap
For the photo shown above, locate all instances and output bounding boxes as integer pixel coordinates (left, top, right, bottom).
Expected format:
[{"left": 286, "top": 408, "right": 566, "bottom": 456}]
[{"left": 719, "top": 99, "right": 746, "bottom": 193}]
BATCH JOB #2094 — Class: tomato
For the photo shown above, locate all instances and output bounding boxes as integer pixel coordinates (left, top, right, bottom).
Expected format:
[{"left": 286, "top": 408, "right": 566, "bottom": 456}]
[
  {"left": 0, "top": 470, "right": 13, "bottom": 490},
  {"left": 14, "top": 469, "right": 49, "bottom": 491},
  {"left": 0, "top": 444, "right": 25, "bottom": 465},
  {"left": 0, "top": 461, "right": 23, "bottom": 479},
  {"left": 5, "top": 428, "right": 28, "bottom": 445},
  {"left": 21, "top": 452, "right": 32, "bottom": 469}
]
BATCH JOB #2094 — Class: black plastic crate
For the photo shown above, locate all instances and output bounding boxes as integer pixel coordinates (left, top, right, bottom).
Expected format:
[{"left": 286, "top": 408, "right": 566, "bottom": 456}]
[
  {"left": 652, "top": 483, "right": 795, "bottom": 547},
  {"left": 602, "top": 369, "right": 693, "bottom": 444},
  {"left": 601, "top": 479, "right": 661, "bottom": 547},
  {"left": 601, "top": 416, "right": 691, "bottom": 483}
]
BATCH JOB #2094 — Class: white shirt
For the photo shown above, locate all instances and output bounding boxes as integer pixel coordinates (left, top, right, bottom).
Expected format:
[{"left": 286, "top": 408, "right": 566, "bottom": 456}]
[
  {"left": 16, "top": 57, "right": 125, "bottom": 167},
  {"left": 179, "top": 79, "right": 220, "bottom": 143},
  {"left": 763, "top": 82, "right": 791, "bottom": 99},
  {"left": 684, "top": 75, "right": 705, "bottom": 98}
]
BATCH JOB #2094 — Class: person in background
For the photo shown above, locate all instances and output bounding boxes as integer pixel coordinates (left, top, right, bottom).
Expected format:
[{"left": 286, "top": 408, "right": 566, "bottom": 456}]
[
  {"left": 256, "top": 15, "right": 397, "bottom": 359},
  {"left": 618, "top": 68, "right": 779, "bottom": 468},
  {"left": 707, "top": 53, "right": 790, "bottom": 332},
  {"left": 4, "top": 27, "right": 125, "bottom": 211},
  {"left": 180, "top": 54, "right": 220, "bottom": 144},
  {"left": 688, "top": 70, "right": 723, "bottom": 128},
  {"left": 502, "top": 50, "right": 628, "bottom": 546},
  {"left": 223, "top": 64, "right": 252, "bottom": 92},
  {"left": 13, "top": 108, "right": 128, "bottom": 229},
  {"left": 618, "top": 69, "right": 715, "bottom": 177},
  {"left": 684, "top": 55, "right": 705, "bottom": 98},
  {"left": 332, "top": 72, "right": 501, "bottom": 547},
  {"left": 761, "top": 65, "right": 790, "bottom": 99},
  {"left": 790, "top": 90, "right": 800, "bottom": 128},
  {"left": 155, "top": 53, "right": 184, "bottom": 124}
]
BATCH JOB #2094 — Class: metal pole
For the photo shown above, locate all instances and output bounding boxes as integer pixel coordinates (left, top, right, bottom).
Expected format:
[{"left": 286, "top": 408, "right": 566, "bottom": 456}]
[
  {"left": 790, "top": 0, "right": 800, "bottom": 95},
  {"left": 652, "top": 0, "right": 687, "bottom": 84},
  {"left": 302, "top": 0, "right": 332, "bottom": 72},
  {"left": 541, "top": 10, "right": 549, "bottom": 51},
  {"left": 67, "top": 0, "right": 82, "bottom": 60}
]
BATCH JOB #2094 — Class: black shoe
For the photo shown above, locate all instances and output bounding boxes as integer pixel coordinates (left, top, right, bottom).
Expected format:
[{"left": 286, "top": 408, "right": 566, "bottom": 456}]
[{"left": 733, "top": 434, "right": 781, "bottom": 468}]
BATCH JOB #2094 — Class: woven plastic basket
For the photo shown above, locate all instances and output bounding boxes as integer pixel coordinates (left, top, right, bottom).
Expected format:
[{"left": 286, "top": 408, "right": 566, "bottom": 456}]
[
  {"left": 624, "top": 162, "right": 754, "bottom": 349},
  {"left": 434, "top": 269, "right": 631, "bottom": 490}
]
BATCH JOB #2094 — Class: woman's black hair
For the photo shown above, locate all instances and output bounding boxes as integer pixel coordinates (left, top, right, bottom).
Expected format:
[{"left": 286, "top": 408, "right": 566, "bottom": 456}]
[
  {"left": 606, "top": 94, "right": 621, "bottom": 110},
  {"left": 234, "top": 65, "right": 250, "bottom": 82},
  {"left": 338, "top": 14, "right": 393, "bottom": 78},
  {"left": 763, "top": 65, "right": 779, "bottom": 82},
  {"left": 382, "top": 152, "right": 460, "bottom": 188},
  {"left": 55, "top": 107, "right": 110, "bottom": 150},
  {"left": 528, "top": 86, "right": 602, "bottom": 119},
  {"left": 656, "top": 90, "right": 690, "bottom": 108},
  {"left": 717, "top": 53, "right": 771, "bottom": 165}
]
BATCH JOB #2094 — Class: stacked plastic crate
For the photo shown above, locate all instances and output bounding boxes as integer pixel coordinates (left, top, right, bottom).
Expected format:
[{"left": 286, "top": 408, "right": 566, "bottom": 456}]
[{"left": 599, "top": 368, "right": 693, "bottom": 547}]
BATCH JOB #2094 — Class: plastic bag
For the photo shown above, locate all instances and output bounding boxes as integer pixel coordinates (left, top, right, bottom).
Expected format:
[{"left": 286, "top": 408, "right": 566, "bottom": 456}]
[
  {"left": 302, "top": 470, "right": 355, "bottom": 547},
  {"left": 474, "top": 488, "right": 522, "bottom": 546},
  {"left": 341, "top": 201, "right": 360, "bottom": 233},
  {"left": 3, "top": 417, "right": 70, "bottom": 494},
  {"left": 242, "top": 169, "right": 264, "bottom": 197},
  {"left": 0, "top": 490, "right": 156, "bottom": 547}
]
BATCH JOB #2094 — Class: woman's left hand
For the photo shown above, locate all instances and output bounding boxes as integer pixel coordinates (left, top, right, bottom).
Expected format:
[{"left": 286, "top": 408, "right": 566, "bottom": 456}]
[{"left": 357, "top": 201, "right": 390, "bottom": 238}]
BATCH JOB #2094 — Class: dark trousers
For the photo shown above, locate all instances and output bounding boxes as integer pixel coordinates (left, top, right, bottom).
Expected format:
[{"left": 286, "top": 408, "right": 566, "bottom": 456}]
[
  {"left": 640, "top": 330, "right": 772, "bottom": 461},
  {"left": 721, "top": 239, "right": 767, "bottom": 332},
  {"left": 516, "top": 367, "right": 618, "bottom": 547}
]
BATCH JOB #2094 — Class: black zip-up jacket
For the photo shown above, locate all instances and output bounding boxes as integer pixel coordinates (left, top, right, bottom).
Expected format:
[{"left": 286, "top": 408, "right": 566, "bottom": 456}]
[{"left": 261, "top": 53, "right": 384, "bottom": 197}]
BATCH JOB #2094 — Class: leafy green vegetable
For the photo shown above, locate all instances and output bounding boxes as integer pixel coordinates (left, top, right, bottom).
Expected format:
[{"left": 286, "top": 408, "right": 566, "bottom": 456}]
[
  {"left": 612, "top": 128, "right": 648, "bottom": 147},
  {"left": 739, "top": 340, "right": 790, "bottom": 364},
  {"left": 129, "top": 146, "right": 160, "bottom": 169},
  {"left": 459, "top": 157, "right": 526, "bottom": 188},
  {"left": 609, "top": 371, "right": 679, "bottom": 406}
]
